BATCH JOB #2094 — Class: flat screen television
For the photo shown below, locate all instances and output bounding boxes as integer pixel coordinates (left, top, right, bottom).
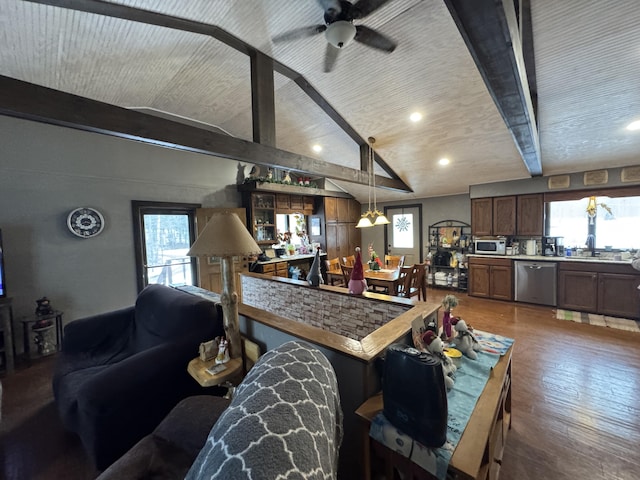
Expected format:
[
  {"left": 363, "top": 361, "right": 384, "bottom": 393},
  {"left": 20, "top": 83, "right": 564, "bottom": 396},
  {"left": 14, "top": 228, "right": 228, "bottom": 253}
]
[{"left": 0, "top": 229, "right": 6, "bottom": 298}]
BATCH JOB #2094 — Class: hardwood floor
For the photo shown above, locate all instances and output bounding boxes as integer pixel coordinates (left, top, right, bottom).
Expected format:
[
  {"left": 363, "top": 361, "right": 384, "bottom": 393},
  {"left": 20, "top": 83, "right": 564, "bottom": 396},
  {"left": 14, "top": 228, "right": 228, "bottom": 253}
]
[{"left": 1, "top": 288, "right": 639, "bottom": 480}]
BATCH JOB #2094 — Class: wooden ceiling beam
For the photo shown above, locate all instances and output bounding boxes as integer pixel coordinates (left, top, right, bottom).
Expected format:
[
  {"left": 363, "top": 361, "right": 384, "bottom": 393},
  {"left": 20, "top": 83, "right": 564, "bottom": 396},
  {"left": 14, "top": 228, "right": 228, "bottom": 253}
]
[
  {"left": 24, "top": 0, "right": 411, "bottom": 192},
  {"left": 444, "top": 0, "right": 542, "bottom": 176},
  {"left": 0, "top": 76, "right": 409, "bottom": 192}
]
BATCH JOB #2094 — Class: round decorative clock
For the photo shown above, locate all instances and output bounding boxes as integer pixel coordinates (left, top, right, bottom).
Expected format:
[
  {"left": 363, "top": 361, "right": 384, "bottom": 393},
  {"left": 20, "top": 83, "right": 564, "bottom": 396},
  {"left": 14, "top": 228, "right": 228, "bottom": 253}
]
[{"left": 67, "top": 207, "right": 105, "bottom": 238}]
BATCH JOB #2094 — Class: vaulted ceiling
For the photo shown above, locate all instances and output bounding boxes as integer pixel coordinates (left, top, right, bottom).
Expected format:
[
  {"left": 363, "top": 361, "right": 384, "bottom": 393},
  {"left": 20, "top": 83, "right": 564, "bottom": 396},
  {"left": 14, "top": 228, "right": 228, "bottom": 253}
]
[{"left": 1, "top": 0, "right": 639, "bottom": 203}]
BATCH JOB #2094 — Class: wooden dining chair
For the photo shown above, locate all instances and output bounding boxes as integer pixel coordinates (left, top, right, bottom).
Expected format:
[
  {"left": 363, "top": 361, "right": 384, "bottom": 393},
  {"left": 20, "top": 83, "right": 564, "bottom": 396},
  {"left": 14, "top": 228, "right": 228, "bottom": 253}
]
[
  {"left": 396, "top": 266, "right": 415, "bottom": 298},
  {"left": 412, "top": 262, "right": 428, "bottom": 301},
  {"left": 340, "top": 264, "right": 354, "bottom": 286},
  {"left": 384, "top": 255, "right": 405, "bottom": 269},
  {"left": 325, "top": 258, "right": 345, "bottom": 286},
  {"left": 342, "top": 255, "right": 356, "bottom": 267}
]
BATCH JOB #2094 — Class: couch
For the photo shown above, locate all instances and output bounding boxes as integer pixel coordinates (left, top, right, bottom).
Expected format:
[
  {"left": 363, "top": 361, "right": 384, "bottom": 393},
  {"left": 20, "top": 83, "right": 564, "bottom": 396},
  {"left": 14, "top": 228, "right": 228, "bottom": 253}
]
[
  {"left": 97, "top": 340, "right": 344, "bottom": 480},
  {"left": 52, "top": 284, "right": 225, "bottom": 470}
]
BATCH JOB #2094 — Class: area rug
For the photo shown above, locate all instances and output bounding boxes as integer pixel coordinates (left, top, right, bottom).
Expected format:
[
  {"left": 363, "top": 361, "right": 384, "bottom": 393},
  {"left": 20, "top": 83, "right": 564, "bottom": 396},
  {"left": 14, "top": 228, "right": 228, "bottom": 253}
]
[{"left": 556, "top": 309, "right": 640, "bottom": 332}]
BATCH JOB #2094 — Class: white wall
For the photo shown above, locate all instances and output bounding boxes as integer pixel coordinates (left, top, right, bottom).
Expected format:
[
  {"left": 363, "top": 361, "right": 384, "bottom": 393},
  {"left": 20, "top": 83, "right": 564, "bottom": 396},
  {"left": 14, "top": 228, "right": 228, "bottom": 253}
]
[{"left": 0, "top": 116, "right": 243, "bottom": 330}]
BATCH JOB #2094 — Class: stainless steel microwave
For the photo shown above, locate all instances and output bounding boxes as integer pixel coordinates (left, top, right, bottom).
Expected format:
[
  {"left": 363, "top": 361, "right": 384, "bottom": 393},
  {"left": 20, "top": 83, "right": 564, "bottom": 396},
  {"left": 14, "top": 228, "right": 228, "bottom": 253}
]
[{"left": 474, "top": 238, "right": 506, "bottom": 255}]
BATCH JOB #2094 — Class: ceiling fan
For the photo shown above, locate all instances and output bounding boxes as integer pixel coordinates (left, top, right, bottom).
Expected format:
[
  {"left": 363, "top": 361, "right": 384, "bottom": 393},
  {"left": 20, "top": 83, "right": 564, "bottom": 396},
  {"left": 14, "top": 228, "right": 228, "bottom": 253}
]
[{"left": 272, "top": 0, "right": 398, "bottom": 72}]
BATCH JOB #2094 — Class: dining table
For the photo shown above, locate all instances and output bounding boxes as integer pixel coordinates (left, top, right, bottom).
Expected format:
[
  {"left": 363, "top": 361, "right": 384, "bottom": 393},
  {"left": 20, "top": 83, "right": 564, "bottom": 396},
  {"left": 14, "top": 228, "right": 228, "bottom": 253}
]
[{"left": 364, "top": 268, "right": 402, "bottom": 295}]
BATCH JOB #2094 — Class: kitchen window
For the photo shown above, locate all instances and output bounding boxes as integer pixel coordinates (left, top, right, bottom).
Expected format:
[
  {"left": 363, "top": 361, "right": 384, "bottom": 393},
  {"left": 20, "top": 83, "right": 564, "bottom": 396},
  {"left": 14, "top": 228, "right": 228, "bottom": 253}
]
[{"left": 547, "top": 194, "right": 640, "bottom": 251}]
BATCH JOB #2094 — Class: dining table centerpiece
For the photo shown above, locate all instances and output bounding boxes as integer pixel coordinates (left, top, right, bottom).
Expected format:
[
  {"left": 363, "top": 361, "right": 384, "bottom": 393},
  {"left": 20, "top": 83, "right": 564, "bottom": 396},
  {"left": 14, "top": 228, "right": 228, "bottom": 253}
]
[{"left": 367, "top": 243, "right": 383, "bottom": 271}]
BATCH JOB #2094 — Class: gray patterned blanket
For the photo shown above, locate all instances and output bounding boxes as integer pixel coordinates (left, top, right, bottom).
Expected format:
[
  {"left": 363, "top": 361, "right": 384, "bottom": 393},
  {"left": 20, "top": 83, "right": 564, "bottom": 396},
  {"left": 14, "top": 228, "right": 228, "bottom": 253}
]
[{"left": 186, "top": 341, "right": 343, "bottom": 480}]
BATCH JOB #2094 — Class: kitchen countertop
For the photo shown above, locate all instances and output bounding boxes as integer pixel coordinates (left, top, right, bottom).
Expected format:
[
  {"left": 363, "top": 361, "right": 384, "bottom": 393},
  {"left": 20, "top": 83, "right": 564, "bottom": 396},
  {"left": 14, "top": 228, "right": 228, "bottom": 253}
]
[
  {"left": 467, "top": 253, "right": 637, "bottom": 265},
  {"left": 257, "top": 252, "right": 326, "bottom": 265}
]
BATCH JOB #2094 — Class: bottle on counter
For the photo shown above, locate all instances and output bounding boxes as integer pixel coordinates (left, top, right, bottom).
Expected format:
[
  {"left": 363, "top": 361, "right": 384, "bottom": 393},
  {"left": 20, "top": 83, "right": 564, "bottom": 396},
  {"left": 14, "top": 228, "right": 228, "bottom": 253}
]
[{"left": 447, "top": 272, "right": 453, "bottom": 287}]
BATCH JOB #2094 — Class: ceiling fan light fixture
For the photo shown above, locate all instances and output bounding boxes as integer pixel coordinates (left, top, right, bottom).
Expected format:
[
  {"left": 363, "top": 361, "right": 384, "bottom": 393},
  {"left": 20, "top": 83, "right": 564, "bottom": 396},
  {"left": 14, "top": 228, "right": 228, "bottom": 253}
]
[{"left": 325, "top": 21, "right": 356, "bottom": 49}]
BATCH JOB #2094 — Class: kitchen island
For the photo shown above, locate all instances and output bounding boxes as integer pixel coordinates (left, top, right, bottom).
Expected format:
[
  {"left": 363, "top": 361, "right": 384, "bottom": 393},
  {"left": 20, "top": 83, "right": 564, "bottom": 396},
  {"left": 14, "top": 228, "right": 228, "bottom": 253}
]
[{"left": 252, "top": 252, "right": 326, "bottom": 279}]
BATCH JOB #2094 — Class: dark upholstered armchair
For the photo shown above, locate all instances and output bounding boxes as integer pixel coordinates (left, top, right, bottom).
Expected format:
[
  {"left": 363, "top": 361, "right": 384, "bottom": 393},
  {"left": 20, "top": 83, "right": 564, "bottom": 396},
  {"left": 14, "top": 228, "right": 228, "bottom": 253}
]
[{"left": 52, "top": 284, "right": 224, "bottom": 470}]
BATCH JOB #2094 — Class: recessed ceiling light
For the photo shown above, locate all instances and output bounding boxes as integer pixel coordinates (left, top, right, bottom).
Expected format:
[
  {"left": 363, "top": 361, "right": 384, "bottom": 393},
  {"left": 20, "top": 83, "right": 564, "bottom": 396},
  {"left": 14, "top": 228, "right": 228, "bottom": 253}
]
[
  {"left": 626, "top": 120, "right": 640, "bottom": 131},
  {"left": 410, "top": 112, "right": 423, "bottom": 122},
  {"left": 439, "top": 158, "right": 450, "bottom": 166},
  {"left": 312, "top": 144, "right": 322, "bottom": 152}
]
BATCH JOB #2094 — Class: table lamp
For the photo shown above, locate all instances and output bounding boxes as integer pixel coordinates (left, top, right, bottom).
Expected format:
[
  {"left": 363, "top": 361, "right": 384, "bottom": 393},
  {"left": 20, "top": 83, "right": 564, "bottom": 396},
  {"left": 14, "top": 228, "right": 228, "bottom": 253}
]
[{"left": 187, "top": 212, "right": 262, "bottom": 359}]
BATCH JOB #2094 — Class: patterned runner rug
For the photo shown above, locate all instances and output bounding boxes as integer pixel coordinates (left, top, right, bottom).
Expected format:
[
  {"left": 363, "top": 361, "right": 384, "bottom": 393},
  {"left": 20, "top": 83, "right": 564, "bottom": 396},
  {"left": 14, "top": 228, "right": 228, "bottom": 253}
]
[{"left": 556, "top": 309, "right": 640, "bottom": 332}]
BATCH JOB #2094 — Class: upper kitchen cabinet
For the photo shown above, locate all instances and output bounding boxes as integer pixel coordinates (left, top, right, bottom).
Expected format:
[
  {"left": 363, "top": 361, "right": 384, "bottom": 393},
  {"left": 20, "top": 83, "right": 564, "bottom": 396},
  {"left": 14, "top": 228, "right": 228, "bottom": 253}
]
[
  {"left": 471, "top": 198, "right": 493, "bottom": 236},
  {"left": 492, "top": 196, "right": 516, "bottom": 236},
  {"left": 517, "top": 194, "right": 544, "bottom": 236}
]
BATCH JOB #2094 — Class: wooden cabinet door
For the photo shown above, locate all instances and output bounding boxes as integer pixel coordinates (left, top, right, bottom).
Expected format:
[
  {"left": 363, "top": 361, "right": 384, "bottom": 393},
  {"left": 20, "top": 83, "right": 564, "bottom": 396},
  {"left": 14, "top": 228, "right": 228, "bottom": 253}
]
[
  {"left": 336, "top": 223, "right": 350, "bottom": 259},
  {"left": 492, "top": 196, "right": 516, "bottom": 236},
  {"left": 471, "top": 198, "right": 493, "bottom": 236},
  {"left": 325, "top": 223, "right": 338, "bottom": 259},
  {"left": 558, "top": 270, "right": 598, "bottom": 311},
  {"left": 469, "top": 263, "right": 491, "bottom": 297},
  {"left": 290, "top": 195, "right": 304, "bottom": 211},
  {"left": 517, "top": 194, "right": 544, "bottom": 236},
  {"left": 347, "top": 224, "right": 361, "bottom": 257},
  {"left": 490, "top": 266, "right": 513, "bottom": 301},
  {"left": 303, "top": 196, "right": 315, "bottom": 214},
  {"left": 598, "top": 273, "right": 640, "bottom": 318},
  {"left": 337, "top": 197, "right": 351, "bottom": 223},
  {"left": 276, "top": 194, "right": 290, "bottom": 210},
  {"left": 324, "top": 197, "right": 338, "bottom": 223}
]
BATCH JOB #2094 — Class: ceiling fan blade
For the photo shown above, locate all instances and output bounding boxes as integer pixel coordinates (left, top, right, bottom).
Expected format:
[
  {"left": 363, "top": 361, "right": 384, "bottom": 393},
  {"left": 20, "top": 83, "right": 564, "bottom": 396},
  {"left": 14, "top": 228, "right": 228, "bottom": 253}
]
[
  {"left": 272, "top": 24, "right": 327, "bottom": 43},
  {"left": 324, "top": 44, "right": 340, "bottom": 72},
  {"left": 351, "top": 0, "right": 394, "bottom": 19},
  {"left": 354, "top": 25, "right": 397, "bottom": 52}
]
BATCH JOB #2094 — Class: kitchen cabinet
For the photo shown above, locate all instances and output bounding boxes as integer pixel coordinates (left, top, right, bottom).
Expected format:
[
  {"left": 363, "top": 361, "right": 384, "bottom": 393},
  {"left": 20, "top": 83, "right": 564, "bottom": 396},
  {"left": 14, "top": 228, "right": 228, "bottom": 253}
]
[
  {"left": 469, "top": 257, "right": 513, "bottom": 301},
  {"left": 492, "top": 196, "right": 517, "bottom": 236},
  {"left": 472, "top": 194, "right": 539, "bottom": 237},
  {"left": 558, "top": 262, "right": 640, "bottom": 319},
  {"left": 517, "top": 194, "right": 544, "bottom": 236},
  {"left": 323, "top": 197, "right": 361, "bottom": 261},
  {"left": 249, "top": 193, "right": 277, "bottom": 245},
  {"left": 471, "top": 198, "right": 493, "bottom": 236}
]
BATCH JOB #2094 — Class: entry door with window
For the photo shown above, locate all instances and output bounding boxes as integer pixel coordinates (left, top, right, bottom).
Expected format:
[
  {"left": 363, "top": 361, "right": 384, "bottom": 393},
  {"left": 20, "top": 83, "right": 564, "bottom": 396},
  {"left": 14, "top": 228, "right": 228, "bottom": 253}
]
[{"left": 385, "top": 205, "right": 423, "bottom": 266}]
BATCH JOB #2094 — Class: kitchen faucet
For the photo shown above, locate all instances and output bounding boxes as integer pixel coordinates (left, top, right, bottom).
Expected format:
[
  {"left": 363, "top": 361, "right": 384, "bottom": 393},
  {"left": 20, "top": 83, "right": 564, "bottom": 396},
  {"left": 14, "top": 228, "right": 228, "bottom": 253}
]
[{"left": 586, "top": 234, "right": 596, "bottom": 257}]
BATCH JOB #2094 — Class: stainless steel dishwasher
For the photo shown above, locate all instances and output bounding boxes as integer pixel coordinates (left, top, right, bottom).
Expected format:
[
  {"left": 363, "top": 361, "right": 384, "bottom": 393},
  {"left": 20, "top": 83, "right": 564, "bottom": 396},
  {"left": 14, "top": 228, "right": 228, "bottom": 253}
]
[{"left": 514, "top": 260, "right": 557, "bottom": 306}]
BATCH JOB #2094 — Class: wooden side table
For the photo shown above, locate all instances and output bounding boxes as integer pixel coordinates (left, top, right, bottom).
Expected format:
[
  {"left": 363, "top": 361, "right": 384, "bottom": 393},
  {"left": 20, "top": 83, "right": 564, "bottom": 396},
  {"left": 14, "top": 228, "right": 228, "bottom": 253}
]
[
  {"left": 20, "top": 311, "right": 63, "bottom": 360},
  {"left": 188, "top": 357, "right": 243, "bottom": 387}
]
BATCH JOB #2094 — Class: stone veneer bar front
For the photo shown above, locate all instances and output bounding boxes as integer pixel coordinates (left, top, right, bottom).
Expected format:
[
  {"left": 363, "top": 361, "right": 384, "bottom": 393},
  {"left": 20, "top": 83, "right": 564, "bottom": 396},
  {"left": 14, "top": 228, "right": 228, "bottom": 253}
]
[{"left": 237, "top": 272, "right": 441, "bottom": 479}]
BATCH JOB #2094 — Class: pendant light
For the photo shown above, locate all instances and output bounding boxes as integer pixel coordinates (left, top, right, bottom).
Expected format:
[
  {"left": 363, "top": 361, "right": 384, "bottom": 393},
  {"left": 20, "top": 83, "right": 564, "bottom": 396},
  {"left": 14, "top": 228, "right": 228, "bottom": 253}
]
[{"left": 356, "top": 137, "right": 390, "bottom": 228}]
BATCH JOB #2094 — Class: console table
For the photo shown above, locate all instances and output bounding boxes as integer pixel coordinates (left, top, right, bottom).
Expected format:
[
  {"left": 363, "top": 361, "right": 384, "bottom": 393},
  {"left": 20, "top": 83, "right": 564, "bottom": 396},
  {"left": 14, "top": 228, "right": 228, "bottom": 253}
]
[{"left": 356, "top": 346, "right": 512, "bottom": 480}]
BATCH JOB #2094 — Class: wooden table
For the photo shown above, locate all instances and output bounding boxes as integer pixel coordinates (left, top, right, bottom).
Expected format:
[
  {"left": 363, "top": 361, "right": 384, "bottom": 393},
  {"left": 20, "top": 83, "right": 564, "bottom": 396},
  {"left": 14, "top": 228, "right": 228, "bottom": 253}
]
[
  {"left": 355, "top": 346, "right": 513, "bottom": 480},
  {"left": 187, "top": 357, "right": 243, "bottom": 387},
  {"left": 365, "top": 268, "right": 401, "bottom": 295}
]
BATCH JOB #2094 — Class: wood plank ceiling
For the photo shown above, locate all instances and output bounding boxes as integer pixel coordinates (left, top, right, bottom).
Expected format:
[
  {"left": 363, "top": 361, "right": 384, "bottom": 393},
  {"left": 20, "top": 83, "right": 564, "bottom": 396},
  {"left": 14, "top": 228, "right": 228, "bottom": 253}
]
[{"left": 1, "top": 0, "right": 639, "bottom": 202}]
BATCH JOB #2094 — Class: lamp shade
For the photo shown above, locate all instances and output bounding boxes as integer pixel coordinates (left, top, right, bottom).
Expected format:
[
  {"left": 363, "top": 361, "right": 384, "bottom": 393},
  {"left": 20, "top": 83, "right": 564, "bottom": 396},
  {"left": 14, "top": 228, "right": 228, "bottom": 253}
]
[
  {"left": 187, "top": 212, "right": 262, "bottom": 257},
  {"left": 356, "top": 216, "right": 374, "bottom": 228},
  {"left": 373, "top": 214, "right": 391, "bottom": 226}
]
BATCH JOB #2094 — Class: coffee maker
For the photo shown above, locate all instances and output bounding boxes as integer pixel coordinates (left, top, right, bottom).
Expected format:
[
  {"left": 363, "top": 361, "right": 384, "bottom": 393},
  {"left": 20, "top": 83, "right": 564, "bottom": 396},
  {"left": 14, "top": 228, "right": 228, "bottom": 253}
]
[{"left": 542, "top": 236, "right": 564, "bottom": 256}]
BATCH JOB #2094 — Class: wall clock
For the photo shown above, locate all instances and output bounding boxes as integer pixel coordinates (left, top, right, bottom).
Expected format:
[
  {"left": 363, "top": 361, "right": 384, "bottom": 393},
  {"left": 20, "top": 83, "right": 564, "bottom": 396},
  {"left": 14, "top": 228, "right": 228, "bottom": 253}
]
[{"left": 67, "top": 207, "right": 105, "bottom": 238}]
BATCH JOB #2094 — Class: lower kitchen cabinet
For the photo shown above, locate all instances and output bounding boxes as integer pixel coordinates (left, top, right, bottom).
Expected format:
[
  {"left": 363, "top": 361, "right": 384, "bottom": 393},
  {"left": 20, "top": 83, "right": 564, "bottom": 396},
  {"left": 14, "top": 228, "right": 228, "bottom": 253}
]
[
  {"left": 558, "top": 262, "right": 640, "bottom": 319},
  {"left": 468, "top": 257, "right": 513, "bottom": 301}
]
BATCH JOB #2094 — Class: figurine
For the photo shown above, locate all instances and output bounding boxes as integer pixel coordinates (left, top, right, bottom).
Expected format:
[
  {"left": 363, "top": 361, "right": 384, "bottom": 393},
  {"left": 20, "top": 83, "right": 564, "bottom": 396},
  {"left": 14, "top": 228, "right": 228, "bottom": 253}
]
[
  {"left": 215, "top": 337, "right": 230, "bottom": 364},
  {"left": 441, "top": 294, "right": 459, "bottom": 340},
  {"left": 248, "top": 165, "right": 260, "bottom": 180},
  {"left": 348, "top": 247, "right": 368, "bottom": 295},
  {"left": 266, "top": 168, "right": 273, "bottom": 180},
  {"left": 307, "top": 249, "right": 323, "bottom": 287},
  {"left": 35, "top": 297, "right": 54, "bottom": 316},
  {"left": 283, "top": 171, "right": 292, "bottom": 183},
  {"left": 421, "top": 330, "right": 456, "bottom": 389},
  {"left": 452, "top": 318, "right": 481, "bottom": 360}
]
